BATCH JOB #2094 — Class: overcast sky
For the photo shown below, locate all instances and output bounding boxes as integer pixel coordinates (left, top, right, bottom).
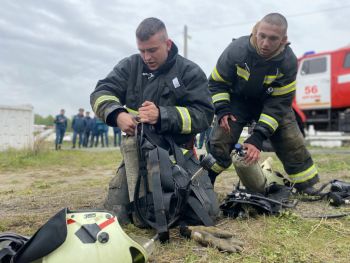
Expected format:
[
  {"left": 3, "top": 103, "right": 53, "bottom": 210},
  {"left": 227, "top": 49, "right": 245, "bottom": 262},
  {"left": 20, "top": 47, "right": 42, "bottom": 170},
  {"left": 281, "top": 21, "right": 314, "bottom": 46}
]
[{"left": 1, "top": 0, "right": 350, "bottom": 118}]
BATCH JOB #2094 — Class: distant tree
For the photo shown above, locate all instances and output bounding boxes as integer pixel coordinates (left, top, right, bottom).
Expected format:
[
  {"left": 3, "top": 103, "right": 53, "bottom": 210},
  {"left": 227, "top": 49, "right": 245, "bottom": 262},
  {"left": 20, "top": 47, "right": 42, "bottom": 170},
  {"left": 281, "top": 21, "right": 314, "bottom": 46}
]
[{"left": 34, "top": 114, "right": 70, "bottom": 129}]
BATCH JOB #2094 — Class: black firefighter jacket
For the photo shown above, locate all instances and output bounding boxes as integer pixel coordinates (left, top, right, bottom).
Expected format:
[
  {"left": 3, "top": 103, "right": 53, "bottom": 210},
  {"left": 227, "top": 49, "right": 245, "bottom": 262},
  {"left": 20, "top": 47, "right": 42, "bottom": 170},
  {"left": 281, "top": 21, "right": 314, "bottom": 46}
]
[
  {"left": 90, "top": 44, "right": 214, "bottom": 146},
  {"left": 209, "top": 35, "right": 298, "bottom": 149}
]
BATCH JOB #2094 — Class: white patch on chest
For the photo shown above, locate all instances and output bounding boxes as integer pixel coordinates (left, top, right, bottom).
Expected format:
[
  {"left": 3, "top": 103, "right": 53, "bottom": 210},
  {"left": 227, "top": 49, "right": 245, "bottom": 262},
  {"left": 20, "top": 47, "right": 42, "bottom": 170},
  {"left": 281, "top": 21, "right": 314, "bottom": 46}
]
[{"left": 172, "top": 77, "right": 181, "bottom": 89}]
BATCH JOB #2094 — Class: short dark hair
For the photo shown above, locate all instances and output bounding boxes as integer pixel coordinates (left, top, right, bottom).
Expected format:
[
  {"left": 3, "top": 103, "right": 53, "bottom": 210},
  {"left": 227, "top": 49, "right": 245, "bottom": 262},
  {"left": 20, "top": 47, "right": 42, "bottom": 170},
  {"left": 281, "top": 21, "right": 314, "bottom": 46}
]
[
  {"left": 262, "top": 13, "right": 288, "bottom": 34},
  {"left": 136, "top": 17, "right": 167, "bottom": 41}
]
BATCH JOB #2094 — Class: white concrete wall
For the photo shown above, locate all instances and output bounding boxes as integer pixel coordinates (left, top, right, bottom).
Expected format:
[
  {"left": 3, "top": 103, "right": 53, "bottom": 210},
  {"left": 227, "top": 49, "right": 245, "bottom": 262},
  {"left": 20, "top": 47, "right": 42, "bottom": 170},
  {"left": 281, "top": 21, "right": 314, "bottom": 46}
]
[{"left": 0, "top": 104, "right": 34, "bottom": 151}]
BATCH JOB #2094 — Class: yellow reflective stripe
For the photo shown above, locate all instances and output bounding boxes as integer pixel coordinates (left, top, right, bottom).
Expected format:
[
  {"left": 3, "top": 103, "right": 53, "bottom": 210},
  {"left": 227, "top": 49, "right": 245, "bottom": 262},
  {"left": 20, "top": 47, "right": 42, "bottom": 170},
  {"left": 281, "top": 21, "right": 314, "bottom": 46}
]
[
  {"left": 211, "top": 163, "right": 225, "bottom": 173},
  {"left": 212, "top": 93, "right": 230, "bottom": 103},
  {"left": 259, "top": 113, "right": 278, "bottom": 131},
  {"left": 289, "top": 164, "right": 318, "bottom": 183},
  {"left": 182, "top": 149, "right": 189, "bottom": 155},
  {"left": 263, "top": 75, "right": 277, "bottom": 85},
  {"left": 93, "top": 95, "right": 120, "bottom": 112},
  {"left": 211, "top": 67, "right": 229, "bottom": 83},
  {"left": 176, "top": 106, "right": 192, "bottom": 134},
  {"left": 277, "top": 73, "right": 284, "bottom": 79},
  {"left": 271, "top": 81, "right": 296, "bottom": 96},
  {"left": 125, "top": 107, "right": 138, "bottom": 116},
  {"left": 236, "top": 65, "right": 250, "bottom": 81}
]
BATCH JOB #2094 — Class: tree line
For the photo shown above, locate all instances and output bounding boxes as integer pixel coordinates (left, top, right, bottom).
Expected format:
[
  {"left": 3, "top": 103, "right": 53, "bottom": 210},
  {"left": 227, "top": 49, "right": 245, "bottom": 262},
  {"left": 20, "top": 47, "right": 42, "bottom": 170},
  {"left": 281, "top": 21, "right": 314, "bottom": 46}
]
[{"left": 34, "top": 114, "right": 73, "bottom": 132}]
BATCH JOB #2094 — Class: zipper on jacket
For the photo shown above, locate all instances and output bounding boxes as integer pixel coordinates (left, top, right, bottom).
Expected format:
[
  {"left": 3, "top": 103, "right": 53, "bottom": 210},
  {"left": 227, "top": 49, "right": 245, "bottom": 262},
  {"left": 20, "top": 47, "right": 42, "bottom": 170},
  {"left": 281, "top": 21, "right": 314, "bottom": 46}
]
[
  {"left": 244, "top": 63, "right": 250, "bottom": 73},
  {"left": 142, "top": 72, "right": 154, "bottom": 80}
]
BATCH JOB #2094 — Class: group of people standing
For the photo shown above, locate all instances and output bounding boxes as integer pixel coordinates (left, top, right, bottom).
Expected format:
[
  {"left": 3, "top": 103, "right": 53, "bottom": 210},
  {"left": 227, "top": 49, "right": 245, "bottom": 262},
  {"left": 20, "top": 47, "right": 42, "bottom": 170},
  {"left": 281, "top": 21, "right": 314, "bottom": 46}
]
[{"left": 54, "top": 108, "right": 122, "bottom": 150}]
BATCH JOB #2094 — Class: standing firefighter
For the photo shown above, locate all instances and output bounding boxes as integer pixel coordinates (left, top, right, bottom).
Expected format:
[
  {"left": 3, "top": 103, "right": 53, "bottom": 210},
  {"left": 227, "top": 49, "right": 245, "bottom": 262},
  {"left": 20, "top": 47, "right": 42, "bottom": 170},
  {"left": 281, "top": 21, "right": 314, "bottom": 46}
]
[
  {"left": 90, "top": 17, "right": 214, "bottom": 224},
  {"left": 54, "top": 109, "right": 67, "bottom": 150},
  {"left": 207, "top": 13, "right": 319, "bottom": 194}
]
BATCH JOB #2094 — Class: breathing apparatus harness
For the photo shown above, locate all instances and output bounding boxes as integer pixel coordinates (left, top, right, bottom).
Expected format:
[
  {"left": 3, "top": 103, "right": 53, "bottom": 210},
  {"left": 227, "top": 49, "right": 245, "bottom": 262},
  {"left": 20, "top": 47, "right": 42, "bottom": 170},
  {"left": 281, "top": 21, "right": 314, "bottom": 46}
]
[{"left": 132, "top": 124, "right": 219, "bottom": 243}]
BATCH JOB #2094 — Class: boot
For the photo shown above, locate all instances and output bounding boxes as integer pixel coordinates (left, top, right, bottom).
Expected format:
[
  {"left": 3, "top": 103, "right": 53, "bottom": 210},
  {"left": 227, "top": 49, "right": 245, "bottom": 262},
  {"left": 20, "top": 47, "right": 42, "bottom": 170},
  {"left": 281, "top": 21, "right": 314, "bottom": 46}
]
[{"left": 294, "top": 174, "right": 320, "bottom": 195}]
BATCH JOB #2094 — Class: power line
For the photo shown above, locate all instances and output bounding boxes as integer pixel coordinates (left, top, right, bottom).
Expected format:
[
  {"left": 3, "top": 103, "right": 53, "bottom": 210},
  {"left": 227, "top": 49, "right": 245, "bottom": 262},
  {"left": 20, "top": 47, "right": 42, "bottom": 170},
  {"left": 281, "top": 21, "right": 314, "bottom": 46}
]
[{"left": 189, "top": 4, "right": 350, "bottom": 33}]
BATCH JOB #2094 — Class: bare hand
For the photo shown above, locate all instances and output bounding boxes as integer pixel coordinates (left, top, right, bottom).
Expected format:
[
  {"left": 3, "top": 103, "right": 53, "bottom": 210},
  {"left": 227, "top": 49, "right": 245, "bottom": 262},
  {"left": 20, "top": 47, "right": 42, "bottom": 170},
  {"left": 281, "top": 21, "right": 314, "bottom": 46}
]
[
  {"left": 116, "top": 112, "right": 137, "bottom": 136},
  {"left": 138, "top": 101, "right": 159, "bottom": 124},
  {"left": 243, "top": 143, "right": 260, "bottom": 165},
  {"left": 219, "top": 114, "right": 237, "bottom": 133}
]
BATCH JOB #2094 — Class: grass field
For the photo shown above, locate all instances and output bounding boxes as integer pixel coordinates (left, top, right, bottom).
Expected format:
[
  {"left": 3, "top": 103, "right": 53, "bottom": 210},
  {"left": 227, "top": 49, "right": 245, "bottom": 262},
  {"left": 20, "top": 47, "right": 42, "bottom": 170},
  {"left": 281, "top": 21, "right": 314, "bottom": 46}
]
[{"left": 1, "top": 142, "right": 350, "bottom": 262}]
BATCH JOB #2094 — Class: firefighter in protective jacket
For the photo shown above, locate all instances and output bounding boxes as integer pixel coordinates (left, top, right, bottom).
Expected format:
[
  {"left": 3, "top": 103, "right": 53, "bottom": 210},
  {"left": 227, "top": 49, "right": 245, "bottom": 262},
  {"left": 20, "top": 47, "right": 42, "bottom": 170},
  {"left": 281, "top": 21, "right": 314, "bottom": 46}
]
[
  {"left": 90, "top": 17, "right": 214, "bottom": 223},
  {"left": 207, "top": 13, "right": 319, "bottom": 193}
]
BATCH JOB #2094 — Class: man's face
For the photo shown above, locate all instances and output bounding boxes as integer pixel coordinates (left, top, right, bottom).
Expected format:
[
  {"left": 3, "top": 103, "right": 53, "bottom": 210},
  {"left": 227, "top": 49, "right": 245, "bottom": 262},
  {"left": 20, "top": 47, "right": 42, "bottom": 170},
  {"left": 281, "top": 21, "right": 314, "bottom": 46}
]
[
  {"left": 256, "top": 21, "right": 287, "bottom": 58},
  {"left": 137, "top": 31, "right": 172, "bottom": 71}
]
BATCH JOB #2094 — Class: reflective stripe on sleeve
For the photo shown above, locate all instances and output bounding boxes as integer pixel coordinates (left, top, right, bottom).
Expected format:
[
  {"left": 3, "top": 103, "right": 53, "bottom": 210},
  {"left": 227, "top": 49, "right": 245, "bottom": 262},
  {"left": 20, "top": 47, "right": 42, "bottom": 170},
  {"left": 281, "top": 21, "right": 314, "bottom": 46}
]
[
  {"left": 93, "top": 95, "right": 120, "bottom": 112},
  {"left": 236, "top": 65, "right": 250, "bottom": 81},
  {"left": 289, "top": 164, "right": 318, "bottom": 183},
  {"left": 210, "top": 163, "right": 226, "bottom": 174},
  {"left": 211, "top": 67, "right": 230, "bottom": 83},
  {"left": 212, "top": 93, "right": 230, "bottom": 104},
  {"left": 258, "top": 113, "right": 278, "bottom": 131},
  {"left": 271, "top": 81, "right": 296, "bottom": 96},
  {"left": 175, "top": 106, "right": 192, "bottom": 134}
]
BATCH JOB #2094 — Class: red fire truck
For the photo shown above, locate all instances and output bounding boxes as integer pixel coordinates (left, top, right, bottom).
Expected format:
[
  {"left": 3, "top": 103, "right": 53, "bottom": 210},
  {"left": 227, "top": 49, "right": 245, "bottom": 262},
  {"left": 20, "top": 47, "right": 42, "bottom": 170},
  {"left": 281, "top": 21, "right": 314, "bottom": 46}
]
[{"left": 295, "top": 46, "right": 350, "bottom": 131}]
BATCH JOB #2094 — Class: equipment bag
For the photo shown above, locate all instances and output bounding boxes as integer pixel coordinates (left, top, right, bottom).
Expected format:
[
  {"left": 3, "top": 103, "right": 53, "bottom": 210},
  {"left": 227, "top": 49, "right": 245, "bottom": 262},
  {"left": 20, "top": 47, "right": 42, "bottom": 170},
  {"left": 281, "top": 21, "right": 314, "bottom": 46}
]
[
  {"left": 0, "top": 208, "right": 148, "bottom": 263},
  {"left": 133, "top": 125, "right": 219, "bottom": 242}
]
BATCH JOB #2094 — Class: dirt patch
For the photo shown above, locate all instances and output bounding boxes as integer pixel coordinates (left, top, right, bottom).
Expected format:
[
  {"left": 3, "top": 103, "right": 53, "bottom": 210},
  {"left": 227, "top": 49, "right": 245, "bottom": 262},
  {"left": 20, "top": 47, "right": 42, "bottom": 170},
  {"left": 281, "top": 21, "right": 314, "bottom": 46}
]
[{"left": 0, "top": 166, "right": 114, "bottom": 233}]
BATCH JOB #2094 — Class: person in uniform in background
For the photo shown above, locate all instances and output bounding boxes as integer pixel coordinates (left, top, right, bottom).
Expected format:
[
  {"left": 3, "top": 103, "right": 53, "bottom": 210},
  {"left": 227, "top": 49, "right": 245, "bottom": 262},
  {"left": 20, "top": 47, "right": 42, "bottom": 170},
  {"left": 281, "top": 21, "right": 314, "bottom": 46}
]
[
  {"left": 54, "top": 109, "right": 67, "bottom": 150},
  {"left": 113, "top": 126, "right": 122, "bottom": 147},
  {"left": 71, "top": 108, "right": 86, "bottom": 148},
  {"left": 83, "top": 111, "right": 94, "bottom": 147}
]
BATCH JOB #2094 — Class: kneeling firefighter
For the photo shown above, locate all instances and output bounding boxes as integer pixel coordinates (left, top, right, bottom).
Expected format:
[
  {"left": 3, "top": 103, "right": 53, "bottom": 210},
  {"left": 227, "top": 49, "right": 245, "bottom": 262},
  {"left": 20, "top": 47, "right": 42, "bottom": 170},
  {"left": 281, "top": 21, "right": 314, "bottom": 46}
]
[
  {"left": 206, "top": 13, "right": 320, "bottom": 194},
  {"left": 90, "top": 18, "right": 216, "bottom": 242}
]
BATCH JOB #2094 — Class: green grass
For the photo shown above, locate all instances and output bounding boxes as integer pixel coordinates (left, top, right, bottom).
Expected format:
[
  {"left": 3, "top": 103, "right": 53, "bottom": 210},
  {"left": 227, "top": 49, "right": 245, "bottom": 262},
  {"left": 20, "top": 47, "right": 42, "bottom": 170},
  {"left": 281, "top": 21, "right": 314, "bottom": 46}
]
[
  {"left": 1, "top": 145, "right": 350, "bottom": 262},
  {"left": 0, "top": 142, "right": 120, "bottom": 171}
]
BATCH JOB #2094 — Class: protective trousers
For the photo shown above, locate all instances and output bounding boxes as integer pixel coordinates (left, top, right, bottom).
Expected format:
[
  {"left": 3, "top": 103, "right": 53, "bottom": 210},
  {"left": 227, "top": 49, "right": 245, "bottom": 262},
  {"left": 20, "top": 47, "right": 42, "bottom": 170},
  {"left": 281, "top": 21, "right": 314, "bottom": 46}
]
[{"left": 207, "top": 109, "right": 318, "bottom": 188}]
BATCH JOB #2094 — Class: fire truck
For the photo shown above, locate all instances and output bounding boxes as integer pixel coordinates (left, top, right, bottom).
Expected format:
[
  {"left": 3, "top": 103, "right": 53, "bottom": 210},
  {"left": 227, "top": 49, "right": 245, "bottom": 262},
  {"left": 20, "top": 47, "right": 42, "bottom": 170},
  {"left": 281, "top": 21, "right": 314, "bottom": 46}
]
[{"left": 295, "top": 46, "right": 350, "bottom": 131}]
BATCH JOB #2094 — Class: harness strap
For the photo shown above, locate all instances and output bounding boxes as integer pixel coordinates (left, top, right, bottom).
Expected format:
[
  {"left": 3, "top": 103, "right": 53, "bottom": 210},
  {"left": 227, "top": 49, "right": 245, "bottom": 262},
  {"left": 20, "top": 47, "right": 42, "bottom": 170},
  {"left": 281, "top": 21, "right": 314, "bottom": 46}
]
[
  {"left": 187, "top": 196, "right": 215, "bottom": 226},
  {"left": 149, "top": 147, "right": 169, "bottom": 242},
  {"left": 0, "top": 233, "right": 29, "bottom": 262},
  {"left": 0, "top": 246, "right": 16, "bottom": 261}
]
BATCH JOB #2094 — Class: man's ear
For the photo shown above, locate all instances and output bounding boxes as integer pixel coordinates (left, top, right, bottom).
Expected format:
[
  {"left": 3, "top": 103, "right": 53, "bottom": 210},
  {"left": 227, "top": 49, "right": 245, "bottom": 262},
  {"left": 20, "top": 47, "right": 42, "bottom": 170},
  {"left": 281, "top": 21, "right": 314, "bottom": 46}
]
[
  {"left": 281, "top": 35, "right": 288, "bottom": 46},
  {"left": 166, "top": 39, "right": 172, "bottom": 51}
]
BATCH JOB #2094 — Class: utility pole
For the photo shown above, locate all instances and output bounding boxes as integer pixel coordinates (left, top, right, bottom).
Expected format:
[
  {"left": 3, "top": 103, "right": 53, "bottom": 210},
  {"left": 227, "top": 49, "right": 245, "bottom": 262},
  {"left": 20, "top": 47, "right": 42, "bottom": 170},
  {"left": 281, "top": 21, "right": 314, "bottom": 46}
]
[{"left": 183, "top": 25, "right": 188, "bottom": 58}]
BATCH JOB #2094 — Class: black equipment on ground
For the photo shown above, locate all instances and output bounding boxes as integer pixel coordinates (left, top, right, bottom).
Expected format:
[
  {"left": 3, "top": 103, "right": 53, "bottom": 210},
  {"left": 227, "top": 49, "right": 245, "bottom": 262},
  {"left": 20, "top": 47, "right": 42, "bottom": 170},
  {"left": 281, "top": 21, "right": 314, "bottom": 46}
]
[
  {"left": 306, "top": 179, "right": 350, "bottom": 206},
  {"left": 220, "top": 184, "right": 297, "bottom": 218}
]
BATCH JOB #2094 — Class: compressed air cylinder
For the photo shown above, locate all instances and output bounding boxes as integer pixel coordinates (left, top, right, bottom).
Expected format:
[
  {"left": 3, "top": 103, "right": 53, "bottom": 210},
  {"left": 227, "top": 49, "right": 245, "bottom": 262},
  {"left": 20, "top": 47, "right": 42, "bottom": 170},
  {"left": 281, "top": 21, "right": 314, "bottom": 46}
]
[
  {"left": 231, "top": 144, "right": 267, "bottom": 193},
  {"left": 121, "top": 135, "right": 144, "bottom": 202}
]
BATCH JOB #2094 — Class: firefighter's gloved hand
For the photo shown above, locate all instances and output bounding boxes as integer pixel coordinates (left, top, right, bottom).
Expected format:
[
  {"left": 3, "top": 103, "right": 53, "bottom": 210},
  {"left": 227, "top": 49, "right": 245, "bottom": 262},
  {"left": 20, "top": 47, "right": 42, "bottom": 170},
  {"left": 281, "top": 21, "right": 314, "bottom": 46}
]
[{"left": 180, "top": 226, "right": 244, "bottom": 253}]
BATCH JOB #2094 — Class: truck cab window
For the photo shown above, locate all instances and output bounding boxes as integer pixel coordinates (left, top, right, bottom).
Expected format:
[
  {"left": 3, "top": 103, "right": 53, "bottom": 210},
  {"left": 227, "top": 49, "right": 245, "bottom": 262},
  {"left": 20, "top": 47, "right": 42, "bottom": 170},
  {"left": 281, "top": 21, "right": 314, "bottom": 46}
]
[
  {"left": 344, "top": 53, "right": 350, "bottom": 68},
  {"left": 301, "top": 57, "right": 327, "bottom": 75}
]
